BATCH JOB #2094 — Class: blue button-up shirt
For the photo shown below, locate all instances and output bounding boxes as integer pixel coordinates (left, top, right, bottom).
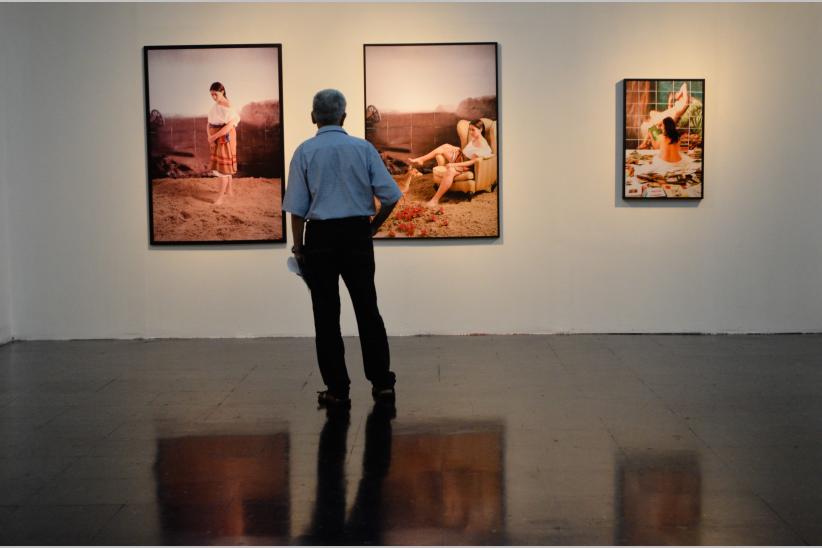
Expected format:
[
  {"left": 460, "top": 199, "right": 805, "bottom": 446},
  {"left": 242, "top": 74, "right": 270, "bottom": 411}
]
[{"left": 282, "top": 126, "right": 402, "bottom": 220}]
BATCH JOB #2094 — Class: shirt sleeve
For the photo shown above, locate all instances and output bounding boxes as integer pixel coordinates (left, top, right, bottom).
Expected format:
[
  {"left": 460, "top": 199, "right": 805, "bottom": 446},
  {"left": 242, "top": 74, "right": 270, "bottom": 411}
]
[
  {"left": 229, "top": 108, "right": 241, "bottom": 128},
  {"left": 367, "top": 145, "right": 402, "bottom": 205},
  {"left": 282, "top": 147, "right": 310, "bottom": 217}
]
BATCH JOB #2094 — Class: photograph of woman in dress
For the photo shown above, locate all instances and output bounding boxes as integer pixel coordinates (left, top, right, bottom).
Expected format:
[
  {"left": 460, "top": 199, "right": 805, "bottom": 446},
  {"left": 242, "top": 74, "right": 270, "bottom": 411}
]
[
  {"left": 144, "top": 45, "right": 285, "bottom": 243},
  {"left": 206, "top": 81, "right": 240, "bottom": 205}
]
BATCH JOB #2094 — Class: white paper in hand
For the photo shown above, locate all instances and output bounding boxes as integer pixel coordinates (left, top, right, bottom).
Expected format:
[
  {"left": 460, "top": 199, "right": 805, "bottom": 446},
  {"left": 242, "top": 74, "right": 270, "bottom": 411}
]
[
  {"left": 287, "top": 256, "right": 310, "bottom": 289},
  {"left": 287, "top": 256, "right": 302, "bottom": 276}
]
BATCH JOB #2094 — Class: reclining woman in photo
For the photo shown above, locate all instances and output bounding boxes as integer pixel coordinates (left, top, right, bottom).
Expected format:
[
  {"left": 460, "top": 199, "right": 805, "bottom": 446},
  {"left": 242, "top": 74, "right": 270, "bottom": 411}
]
[
  {"left": 407, "top": 119, "right": 493, "bottom": 207},
  {"left": 639, "top": 82, "right": 699, "bottom": 149},
  {"left": 206, "top": 81, "right": 241, "bottom": 205}
]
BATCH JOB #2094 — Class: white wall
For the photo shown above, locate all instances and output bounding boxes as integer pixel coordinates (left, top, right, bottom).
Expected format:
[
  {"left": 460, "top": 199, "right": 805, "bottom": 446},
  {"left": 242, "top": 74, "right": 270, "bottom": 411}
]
[
  {"left": 0, "top": 152, "right": 10, "bottom": 345},
  {"left": 0, "top": 26, "right": 12, "bottom": 344},
  {"left": 0, "top": 3, "right": 820, "bottom": 339},
  {"left": 0, "top": 179, "right": 9, "bottom": 344}
]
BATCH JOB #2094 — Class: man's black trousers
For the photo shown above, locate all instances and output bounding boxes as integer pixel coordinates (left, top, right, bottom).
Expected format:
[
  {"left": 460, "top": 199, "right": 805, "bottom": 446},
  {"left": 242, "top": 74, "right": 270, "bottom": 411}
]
[{"left": 303, "top": 216, "right": 395, "bottom": 397}]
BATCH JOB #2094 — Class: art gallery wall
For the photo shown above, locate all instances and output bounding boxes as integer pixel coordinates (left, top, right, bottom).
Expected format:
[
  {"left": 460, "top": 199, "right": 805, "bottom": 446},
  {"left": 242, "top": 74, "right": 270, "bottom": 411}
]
[
  {"left": 0, "top": 3, "right": 820, "bottom": 340},
  {"left": 0, "top": 136, "right": 11, "bottom": 344},
  {"left": 0, "top": 46, "right": 12, "bottom": 344}
]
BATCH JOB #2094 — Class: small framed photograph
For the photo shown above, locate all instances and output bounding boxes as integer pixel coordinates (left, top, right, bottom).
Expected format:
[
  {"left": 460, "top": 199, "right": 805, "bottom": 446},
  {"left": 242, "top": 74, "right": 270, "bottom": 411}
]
[
  {"left": 144, "top": 44, "right": 285, "bottom": 244},
  {"left": 364, "top": 43, "right": 500, "bottom": 239},
  {"left": 623, "top": 79, "right": 704, "bottom": 200}
]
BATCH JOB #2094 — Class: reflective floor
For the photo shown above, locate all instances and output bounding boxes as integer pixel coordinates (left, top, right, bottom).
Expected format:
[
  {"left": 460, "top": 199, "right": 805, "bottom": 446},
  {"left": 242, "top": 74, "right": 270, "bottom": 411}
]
[{"left": 0, "top": 335, "right": 820, "bottom": 545}]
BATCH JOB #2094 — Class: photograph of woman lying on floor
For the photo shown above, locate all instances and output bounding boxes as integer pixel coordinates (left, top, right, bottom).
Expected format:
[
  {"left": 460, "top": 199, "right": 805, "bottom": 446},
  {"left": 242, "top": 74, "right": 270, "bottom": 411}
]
[
  {"left": 364, "top": 43, "right": 499, "bottom": 239},
  {"left": 623, "top": 79, "right": 704, "bottom": 199},
  {"left": 144, "top": 44, "right": 285, "bottom": 244}
]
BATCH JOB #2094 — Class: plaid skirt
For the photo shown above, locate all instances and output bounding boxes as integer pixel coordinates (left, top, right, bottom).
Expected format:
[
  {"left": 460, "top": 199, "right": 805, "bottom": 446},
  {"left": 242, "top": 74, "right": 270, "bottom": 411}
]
[{"left": 209, "top": 131, "right": 238, "bottom": 175}]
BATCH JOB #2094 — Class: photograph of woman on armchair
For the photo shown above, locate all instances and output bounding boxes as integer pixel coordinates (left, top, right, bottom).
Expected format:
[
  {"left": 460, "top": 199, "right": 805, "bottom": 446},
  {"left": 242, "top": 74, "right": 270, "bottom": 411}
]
[
  {"left": 364, "top": 42, "right": 499, "bottom": 239},
  {"left": 407, "top": 118, "right": 495, "bottom": 207}
]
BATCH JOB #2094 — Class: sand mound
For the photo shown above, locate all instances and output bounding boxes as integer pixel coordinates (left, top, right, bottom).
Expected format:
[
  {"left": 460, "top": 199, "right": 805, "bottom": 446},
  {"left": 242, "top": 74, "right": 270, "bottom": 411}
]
[{"left": 151, "top": 177, "right": 283, "bottom": 242}]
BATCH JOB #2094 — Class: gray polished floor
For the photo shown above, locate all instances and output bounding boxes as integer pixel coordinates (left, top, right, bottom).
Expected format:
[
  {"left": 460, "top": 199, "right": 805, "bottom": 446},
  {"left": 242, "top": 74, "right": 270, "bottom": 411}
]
[{"left": 0, "top": 335, "right": 820, "bottom": 545}]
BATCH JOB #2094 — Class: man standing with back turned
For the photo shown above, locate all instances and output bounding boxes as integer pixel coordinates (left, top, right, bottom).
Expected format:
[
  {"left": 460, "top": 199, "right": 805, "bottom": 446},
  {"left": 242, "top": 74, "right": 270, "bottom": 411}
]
[{"left": 283, "top": 89, "right": 402, "bottom": 409}]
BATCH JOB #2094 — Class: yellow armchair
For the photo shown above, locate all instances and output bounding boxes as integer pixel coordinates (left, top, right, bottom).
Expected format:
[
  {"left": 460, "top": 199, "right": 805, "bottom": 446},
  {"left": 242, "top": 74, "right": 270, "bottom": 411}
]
[{"left": 432, "top": 118, "right": 498, "bottom": 196}]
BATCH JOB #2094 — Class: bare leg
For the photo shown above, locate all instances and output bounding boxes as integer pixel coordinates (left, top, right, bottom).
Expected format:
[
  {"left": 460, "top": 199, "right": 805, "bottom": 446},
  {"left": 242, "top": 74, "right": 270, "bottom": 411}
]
[
  {"left": 399, "top": 168, "right": 420, "bottom": 193},
  {"left": 227, "top": 175, "right": 234, "bottom": 196},
  {"left": 409, "top": 144, "right": 458, "bottom": 166},
  {"left": 426, "top": 167, "right": 456, "bottom": 207},
  {"left": 213, "top": 175, "right": 229, "bottom": 205},
  {"left": 675, "top": 82, "right": 689, "bottom": 102},
  {"left": 670, "top": 83, "right": 691, "bottom": 123},
  {"left": 660, "top": 83, "right": 691, "bottom": 123}
]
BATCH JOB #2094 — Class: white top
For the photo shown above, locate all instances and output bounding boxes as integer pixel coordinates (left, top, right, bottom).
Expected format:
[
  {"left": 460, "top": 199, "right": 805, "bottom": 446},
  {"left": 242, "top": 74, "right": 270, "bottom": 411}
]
[
  {"left": 462, "top": 136, "right": 492, "bottom": 159},
  {"left": 208, "top": 103, "right": 241, "bottom": 128}
]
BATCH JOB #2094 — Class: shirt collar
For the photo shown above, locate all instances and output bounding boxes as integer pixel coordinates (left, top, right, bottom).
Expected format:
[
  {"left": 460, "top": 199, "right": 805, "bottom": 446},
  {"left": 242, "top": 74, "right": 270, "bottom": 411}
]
[{"left": 317, "top": 125, "right": 348, "bottom": 136}]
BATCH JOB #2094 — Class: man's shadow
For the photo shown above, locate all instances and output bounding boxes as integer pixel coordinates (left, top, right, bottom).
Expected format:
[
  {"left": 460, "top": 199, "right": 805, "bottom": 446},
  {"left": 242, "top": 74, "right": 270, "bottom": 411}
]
[{"left": 299, "top": 403, "right": 395, "bottom": 546}]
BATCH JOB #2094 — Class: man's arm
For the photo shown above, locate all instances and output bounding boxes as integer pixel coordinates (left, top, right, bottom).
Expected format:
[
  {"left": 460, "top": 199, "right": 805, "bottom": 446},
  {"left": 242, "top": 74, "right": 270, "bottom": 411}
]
[
  {"left": 291, "top": 213, "right": 306, "bottom": 259},
  {"left": 283, "top": 146, "right": 310, "bottom": 260},
  {"left": 290, "top": 213, "right": 307, "bottom": 273},
  {"left": 370, "top": 200, "right": 398, "bottom": 236},
  {"left": 366, "top": 145, "right": 403, "bottom": 236}
]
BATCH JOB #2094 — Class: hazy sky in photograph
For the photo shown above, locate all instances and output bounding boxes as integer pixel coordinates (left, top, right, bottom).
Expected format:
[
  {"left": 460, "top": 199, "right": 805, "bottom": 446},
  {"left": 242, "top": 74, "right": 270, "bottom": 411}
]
[
  {"left": 148, "top": 47, "right": 279, "bottom": 117},
  {"left": 365, "top": 44, "right": 496, "bottom": 113}
]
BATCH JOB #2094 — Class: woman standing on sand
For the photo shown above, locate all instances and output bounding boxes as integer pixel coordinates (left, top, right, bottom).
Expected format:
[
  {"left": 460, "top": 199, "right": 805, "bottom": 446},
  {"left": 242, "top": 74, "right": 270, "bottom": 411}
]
[{"left": 207, "top": 82, "right": 241, "bottom": 205}]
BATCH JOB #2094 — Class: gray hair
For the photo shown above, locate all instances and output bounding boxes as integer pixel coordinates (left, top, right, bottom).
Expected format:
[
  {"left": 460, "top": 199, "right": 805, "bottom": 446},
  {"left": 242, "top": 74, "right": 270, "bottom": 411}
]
[{"left": 312, "top": 89, "right": 347, "bottom": 125}]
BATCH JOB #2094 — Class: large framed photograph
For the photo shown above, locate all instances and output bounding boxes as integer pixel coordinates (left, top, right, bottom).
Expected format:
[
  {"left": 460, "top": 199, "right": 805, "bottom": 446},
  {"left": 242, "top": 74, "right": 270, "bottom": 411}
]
[
  {"left": 364, "top": 43, "right": 499, "bottom": 239},
  {"left": 623, "top": 79, "right": 704, "bottom": 200},
  {"left": 144, "top": 44, "right": 285, "bottom": 244}
]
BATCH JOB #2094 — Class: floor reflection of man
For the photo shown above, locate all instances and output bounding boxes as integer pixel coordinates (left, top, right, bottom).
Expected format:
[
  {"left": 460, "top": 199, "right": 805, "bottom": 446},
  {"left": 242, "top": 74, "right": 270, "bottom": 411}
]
[
  {"left": 301, "top": 408, "right": 349, "bottom": 545},
  {"left": 299, "top": 404, "right": 394, "bottom": 545}
]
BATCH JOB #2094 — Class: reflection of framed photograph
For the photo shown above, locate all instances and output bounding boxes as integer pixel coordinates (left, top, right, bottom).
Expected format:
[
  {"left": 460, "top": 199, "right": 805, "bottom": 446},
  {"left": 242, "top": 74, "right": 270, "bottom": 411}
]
[
  {"left": 156, "top": 432, "right": 290, "bottom": 544},
  {"left": 364, "top": 43, "right": 499, "bottom": 239},
  {"left": 616, "top": 452, "right": 701, "bottom": 545},
  {"left": 143, "top": 44, "right": 285, "bottom": 244},
  {"left": 623, "top": 79, "right": 704, "bottom": 200},
  {"left": 385, "top": 421, "right": 504, "bottom": 544}
]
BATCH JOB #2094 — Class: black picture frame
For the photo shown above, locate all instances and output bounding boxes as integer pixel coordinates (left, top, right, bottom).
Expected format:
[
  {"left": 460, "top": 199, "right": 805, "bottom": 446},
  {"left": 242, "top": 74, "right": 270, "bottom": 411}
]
[
  {"left": 622, "top": 78, "right": 705, "bottom": 201},
  {"left": 363, "top": 42, "right": 500, "bottom": 240},
  {"left": 143, "top": 44, "right": 286, "bottom": 245}
]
